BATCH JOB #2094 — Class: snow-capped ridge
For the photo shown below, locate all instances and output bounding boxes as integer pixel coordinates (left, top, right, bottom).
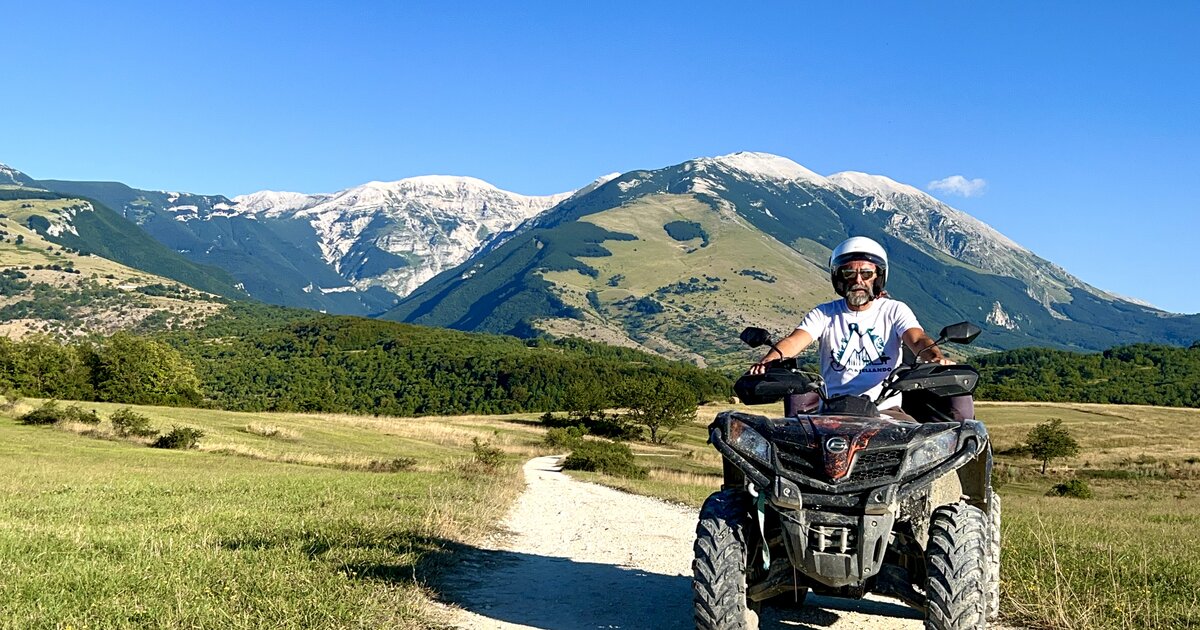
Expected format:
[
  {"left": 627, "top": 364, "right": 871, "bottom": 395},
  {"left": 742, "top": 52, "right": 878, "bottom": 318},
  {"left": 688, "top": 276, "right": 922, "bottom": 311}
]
[
  {"left": 697, "top": 151, "right": 830, "bottom": 186},
  {"left": 232, "top": 190, "right": 327, "bottom": 216},
  {"left": 828, "top": 171, "right": 929, "bottom": 200}
]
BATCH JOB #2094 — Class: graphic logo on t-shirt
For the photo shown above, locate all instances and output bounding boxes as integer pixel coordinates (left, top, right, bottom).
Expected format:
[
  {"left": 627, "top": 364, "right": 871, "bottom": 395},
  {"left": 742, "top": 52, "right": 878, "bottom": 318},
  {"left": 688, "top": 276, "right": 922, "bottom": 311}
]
[{"left": 829, "top": 322, "right": 891, "bottom": 373}]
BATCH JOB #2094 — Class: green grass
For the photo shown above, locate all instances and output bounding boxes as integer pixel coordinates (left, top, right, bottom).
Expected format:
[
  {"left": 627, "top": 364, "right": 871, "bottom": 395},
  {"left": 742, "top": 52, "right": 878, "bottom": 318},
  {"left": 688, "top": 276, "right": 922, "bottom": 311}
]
[
  {"left": 562, "top": 401, "right": 1200, "bottom": 629},
  {"left": 0, "top": 401, "right": 538, "bottom": 628},
  {"left": 999, "top": 480, "right": 1200, "bottom": 629},
  {"left": 539, "top": 194, "right": 830, "bottom": 368}
]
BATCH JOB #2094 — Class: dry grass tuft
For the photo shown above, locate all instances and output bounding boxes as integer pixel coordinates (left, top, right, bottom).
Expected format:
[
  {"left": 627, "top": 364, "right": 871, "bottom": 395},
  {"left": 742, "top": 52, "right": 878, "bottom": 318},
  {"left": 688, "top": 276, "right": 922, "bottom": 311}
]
[
  {"left": 648, "top": 467, "right": 722, "bottom": 488},
  {"left": 201, "top": 443, "right": 423, "bottom": 473},
  {"left": 244, "top": 423, "right": 302, "bottom": 441}
]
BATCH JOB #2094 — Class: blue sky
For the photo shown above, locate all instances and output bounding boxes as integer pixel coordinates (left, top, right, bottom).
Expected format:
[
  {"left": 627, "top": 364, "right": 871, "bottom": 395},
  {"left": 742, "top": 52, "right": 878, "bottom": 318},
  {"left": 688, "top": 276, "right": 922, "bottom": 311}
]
[{"left": 3, "top": 2, "right": 1198, "bottom": 313}]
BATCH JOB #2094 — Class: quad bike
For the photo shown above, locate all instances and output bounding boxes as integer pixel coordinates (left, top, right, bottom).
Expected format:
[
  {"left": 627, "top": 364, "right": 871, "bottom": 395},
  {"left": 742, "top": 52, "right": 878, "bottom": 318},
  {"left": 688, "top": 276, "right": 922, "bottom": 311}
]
[{"left": 693, "top": 322, "right": 1000, "bottom": 630}]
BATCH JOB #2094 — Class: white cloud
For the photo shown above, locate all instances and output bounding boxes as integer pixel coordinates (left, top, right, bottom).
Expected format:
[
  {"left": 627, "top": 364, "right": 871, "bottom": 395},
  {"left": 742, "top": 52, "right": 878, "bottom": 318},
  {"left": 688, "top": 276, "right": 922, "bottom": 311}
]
[{"left": 927, "top": 175, "right": 987, "bottom": 198}]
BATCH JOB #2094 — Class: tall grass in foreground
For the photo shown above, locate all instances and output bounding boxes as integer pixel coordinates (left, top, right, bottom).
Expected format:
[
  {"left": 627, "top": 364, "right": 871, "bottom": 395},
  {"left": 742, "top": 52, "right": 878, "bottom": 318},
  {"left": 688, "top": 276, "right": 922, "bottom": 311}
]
[
  {"left": 0, "top": 404, "right": 530, "bottom": 629},
  {"left": 1001, "top": 486, "right": 1200, "bottom": 629}
]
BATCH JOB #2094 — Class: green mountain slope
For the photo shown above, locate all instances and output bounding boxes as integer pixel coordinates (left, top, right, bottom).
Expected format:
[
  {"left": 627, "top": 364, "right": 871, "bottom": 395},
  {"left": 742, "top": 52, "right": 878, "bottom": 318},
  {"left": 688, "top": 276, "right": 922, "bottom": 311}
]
[
  {"left": 0, "top": 194, "right": 230, "bottom": 339},
  {"left": 37, "top": 179, "right": 397, "bottom": 315},
  {"left": 384, "top": 155, "right": 1200, "bottom": 366},
  {"left": 27, "top": 194, "right": 244, "bottom": 298}
]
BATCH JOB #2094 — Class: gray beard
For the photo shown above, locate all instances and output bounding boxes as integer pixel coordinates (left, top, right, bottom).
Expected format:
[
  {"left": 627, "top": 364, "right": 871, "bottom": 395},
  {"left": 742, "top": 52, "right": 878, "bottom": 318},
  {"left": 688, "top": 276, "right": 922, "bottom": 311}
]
[{"left": 846, "top": 286, "right": 873, "bottom": 307}]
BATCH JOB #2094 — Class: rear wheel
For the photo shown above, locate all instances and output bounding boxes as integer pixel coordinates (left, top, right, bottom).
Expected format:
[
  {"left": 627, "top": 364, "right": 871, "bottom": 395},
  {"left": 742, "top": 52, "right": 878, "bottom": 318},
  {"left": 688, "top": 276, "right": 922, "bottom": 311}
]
[
  {"left": 693, "top": 489, "right": 759, "bottom": 630},
  {"left": 985, "top": 490, "right": 1002, "bottom": 621},
  {"left": 925, "top": 502, "right": 988, "bottom": 630}
]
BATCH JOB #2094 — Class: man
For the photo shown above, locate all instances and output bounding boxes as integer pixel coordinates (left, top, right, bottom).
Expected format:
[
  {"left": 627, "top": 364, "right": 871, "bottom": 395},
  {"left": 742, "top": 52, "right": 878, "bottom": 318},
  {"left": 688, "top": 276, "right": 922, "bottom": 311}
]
[{"left": 749, "top": 236, "right": 953, "bottom": 414}]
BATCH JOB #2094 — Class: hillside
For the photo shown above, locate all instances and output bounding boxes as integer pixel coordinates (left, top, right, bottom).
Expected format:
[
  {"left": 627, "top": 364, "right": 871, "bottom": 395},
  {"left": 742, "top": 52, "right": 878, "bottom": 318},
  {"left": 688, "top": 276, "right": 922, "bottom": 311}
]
[
  {"left": 38, "top": 176, "right": 574, "bottom": 315},
  {"left": 384, "top": 153, "right": 1200, "bottom": 365},
  {"left": 0, "top": 193, "right": 230, "bottom": 339}
]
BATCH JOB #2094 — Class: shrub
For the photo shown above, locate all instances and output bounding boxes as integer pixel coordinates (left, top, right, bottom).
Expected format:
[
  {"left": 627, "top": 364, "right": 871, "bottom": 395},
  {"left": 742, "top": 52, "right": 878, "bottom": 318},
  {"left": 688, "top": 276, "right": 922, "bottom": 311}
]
[
  {"left": 151, "top": 426, "right": 205, "bottom": 449},
  {"left": 361, "top": 457, "right": 418, "bottom": 472},
  {"left": 110, "top": 407, "right": 157, "bottom": 437},
  {"left": 544, "top": 425, "right": 587, "bottom": 449},
  {"left": 541, "top": 410, "right": 639, "bottom": 441},
  {"left": 17, "top": 401, "right": 97, "bottom": 425},
  {"left": 64, "top": 404, "right": 101, "bottom": 424},
  {"left": 588, "top": 416, "right": 642, "bottom": 441},
  {"left": 471, "top": 437, "right": 504, "bottom": 472},
  {"left": 19, "top": 400, "right": 65, "bottom": 425},
  {"left": 1047, "top": 478, "right": 1093, "bottom": 499},
  {"left": 632, "top": 296, "right": 664, "bottom": 314},
  {"left": 0, "top": 385, "right": 22, "bottom": 412},
  {"left": 562, "top": 441, "right": 647, "bottom": 479}
]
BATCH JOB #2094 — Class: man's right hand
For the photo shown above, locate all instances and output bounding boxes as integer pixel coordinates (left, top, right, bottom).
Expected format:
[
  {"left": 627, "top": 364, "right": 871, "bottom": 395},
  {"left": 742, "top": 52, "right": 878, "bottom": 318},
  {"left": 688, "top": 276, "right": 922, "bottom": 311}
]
[{"left": 748, "top": 361, "right": 769, "bottom": 375}]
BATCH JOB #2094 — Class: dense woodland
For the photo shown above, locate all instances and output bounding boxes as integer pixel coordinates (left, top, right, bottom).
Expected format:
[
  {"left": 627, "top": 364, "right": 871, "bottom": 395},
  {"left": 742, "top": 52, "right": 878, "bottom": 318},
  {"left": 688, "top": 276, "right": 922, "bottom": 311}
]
[
  {"left": 973, "top": 342, "right": 1200, "bottom": 407},
  {"left": 3, "top": 294, "right": 1200, "bottom": 414},
  {"left": 0, "top": 304, "right": 732, "bottom": 416}
]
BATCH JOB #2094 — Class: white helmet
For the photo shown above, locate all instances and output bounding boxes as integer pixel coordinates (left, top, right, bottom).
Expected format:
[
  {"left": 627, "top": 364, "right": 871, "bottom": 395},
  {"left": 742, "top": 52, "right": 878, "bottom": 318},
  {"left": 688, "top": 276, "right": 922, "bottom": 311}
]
[{"left": 829, "top": 236, "right": 888, "bottom": 297}]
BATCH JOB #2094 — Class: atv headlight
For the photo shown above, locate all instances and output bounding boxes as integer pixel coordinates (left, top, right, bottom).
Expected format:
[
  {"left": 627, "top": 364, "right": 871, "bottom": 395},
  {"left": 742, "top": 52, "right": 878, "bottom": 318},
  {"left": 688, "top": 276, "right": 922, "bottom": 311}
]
[
  {"left": 902, "top": 430, "right": 958, "bottom": 477},
  {"left": 728, "top": 418, "right": 772, "bottom": 465}
]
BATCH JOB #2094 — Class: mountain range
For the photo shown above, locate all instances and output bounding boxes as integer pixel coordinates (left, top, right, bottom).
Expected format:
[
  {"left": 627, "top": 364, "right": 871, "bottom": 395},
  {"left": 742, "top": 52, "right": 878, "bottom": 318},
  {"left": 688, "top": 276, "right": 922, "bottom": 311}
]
[
  {"left": 5, "top": 154, "right": 1198, "bottom": 364},
  {"left": 34, "top": 175, "right": 575, "bottom": 315},
  {"left": 382, "top": 152, "right": 1200, "bottom": 364}
]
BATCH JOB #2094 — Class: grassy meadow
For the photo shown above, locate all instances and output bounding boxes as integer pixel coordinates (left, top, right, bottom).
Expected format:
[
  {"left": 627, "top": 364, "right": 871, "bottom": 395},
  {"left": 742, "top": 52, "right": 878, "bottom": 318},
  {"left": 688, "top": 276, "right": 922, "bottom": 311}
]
[
  {"left": 569, "top": 401, "right": 1200, "bottom": 630},
  {"left": 0, "top": 399, "right": 549, "bottom": 629},
  {"left": 7, "top": 395, "right": 1200, "bottom": 629}
]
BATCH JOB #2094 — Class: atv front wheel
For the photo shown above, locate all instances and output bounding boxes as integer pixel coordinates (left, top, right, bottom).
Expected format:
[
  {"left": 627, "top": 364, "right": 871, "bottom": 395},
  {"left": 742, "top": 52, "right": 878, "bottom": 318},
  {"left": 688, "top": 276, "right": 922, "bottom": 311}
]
[
  {"left": 693, "top": 489, "right": 759, "bottom": 630},
  {"left": 925, "top": 501, "right": 988, "bottom": 630},
  {"left": 985, "top": 490, "right": 1002, "bottom": 621}
]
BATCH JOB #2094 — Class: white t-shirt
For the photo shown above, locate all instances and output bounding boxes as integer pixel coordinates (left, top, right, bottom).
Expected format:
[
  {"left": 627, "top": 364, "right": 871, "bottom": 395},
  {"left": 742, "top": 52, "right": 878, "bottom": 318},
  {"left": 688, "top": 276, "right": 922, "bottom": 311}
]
[{"left": 795, "top": 297, "right": 921, "bottom": 408}]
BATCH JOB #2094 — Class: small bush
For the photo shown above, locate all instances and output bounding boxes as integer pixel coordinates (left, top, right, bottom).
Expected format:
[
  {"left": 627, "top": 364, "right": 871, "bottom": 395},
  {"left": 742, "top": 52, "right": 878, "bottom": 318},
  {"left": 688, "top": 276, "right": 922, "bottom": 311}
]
[
  {"left": 562, "top": 441, "right": 647, "bottom": 479},
  {"left": 110, "top": 407, "right": 157, "bottom": 437},
  {"left": 65, "top": 404, "right": 101, "bottom": 424},
  {"left": 19, "top": 400, "right": 65, "bottom": 425},
  {"left": 470, "top": 437, "right": 504, "bottom": 472},
  {"left": 1047, "top": 478, "right": 1093, "bottom": 499},
  {"left": 361, "top": 457, "right": 418, "bottom": 472},
  {"left": 16, "top": 401, "right": 96, "bottom": 425},
  {"left": 544, "top": 425, "right": 588, "bottom": 449},
  {"left": 0, "top": 386, "right": 22, "bottom": 412},
  {"left": 151, "top": 426, "right": 204, "bottom": 449}
]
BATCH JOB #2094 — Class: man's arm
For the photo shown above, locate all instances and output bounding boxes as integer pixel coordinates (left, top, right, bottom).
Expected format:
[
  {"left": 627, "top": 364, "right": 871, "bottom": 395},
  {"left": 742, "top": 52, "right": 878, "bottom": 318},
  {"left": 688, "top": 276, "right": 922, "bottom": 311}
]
[
  {"left": 748, "top": 329, "right": 813, "bottom": 375},
  {"left": 902, "top": 327, "right": 954, "bottom": 365}
]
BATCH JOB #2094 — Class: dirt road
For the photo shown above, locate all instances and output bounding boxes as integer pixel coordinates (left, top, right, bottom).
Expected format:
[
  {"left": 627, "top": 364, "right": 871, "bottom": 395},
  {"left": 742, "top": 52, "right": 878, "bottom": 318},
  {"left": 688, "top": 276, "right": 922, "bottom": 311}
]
[{"left": 443, "top": 455, "right": 959, "bottom": 629}]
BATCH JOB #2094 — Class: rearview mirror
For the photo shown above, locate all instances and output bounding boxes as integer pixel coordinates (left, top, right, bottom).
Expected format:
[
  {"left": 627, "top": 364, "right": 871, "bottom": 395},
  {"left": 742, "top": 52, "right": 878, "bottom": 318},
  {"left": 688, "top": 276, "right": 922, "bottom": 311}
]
[
  {"left": 740, "top": 327, "right": 773, "bottom": 348},
  {"left": 938, "top": 321, "right": 982, "bottom": 345}
]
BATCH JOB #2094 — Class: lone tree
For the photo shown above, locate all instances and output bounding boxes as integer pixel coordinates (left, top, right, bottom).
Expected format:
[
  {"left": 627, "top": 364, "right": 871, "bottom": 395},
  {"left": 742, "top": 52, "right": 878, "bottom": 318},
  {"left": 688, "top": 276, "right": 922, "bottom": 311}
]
[
  {"left": 1027, "top": 418, "right": 1081, "bottom": 474},
  {"left": 617, "top": 376, "right": 697, "bottom": 444},
  {"left": 563, "top": 379, "right": 611, "bottom": 423}
]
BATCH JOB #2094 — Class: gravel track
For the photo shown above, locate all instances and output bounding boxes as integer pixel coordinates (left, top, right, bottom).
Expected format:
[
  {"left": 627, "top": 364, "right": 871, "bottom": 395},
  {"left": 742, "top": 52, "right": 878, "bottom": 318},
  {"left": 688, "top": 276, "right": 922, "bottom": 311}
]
[{"left": 443, "top": 455, "right": 974, "bottom": 629}]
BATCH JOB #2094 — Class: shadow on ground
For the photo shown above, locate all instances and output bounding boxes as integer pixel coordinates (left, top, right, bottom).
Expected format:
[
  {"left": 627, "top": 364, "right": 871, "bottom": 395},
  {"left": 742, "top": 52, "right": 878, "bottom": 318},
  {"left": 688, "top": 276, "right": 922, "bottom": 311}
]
[{"left": 420, "top": 539, "right": 923, "bottom": 629}]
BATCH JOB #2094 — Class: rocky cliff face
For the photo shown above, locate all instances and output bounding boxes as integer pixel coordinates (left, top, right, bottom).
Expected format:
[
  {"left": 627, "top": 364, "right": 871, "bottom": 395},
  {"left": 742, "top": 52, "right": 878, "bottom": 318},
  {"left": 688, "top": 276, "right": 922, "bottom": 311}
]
[
  {"left": 224, "top": 176, "right": 573, "bottom": 297},
  {"left": 35, "top": 173, "right": 576, "bottom": 314}
]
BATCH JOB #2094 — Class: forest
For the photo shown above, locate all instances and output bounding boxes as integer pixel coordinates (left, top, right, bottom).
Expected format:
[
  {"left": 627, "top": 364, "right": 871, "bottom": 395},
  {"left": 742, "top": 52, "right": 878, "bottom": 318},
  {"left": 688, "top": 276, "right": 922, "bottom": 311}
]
[
  {"left": 3, "top": 295, "right": 1199, "bottom": 414},
  {"left": 0, "top": 303, "right": 732, "bottom": 416},
  {"left": 973, "top": 342, "right": 1200, "bottom": 407}
]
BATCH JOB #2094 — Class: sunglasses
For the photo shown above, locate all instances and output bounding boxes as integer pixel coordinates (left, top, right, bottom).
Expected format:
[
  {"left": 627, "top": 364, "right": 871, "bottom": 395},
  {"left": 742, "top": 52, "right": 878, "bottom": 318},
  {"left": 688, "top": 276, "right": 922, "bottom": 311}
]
[{"left": 838, "top": 268, "right": 877, "bottom": 280}]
